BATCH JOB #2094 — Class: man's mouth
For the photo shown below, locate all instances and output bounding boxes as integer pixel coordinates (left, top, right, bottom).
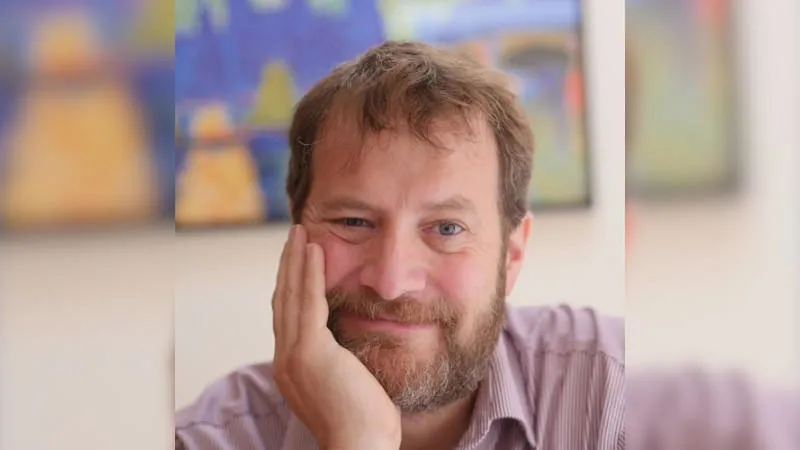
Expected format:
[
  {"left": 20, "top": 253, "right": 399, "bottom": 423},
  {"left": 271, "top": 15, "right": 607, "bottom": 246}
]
[{"left": 337, "top": 311, "right": 437, "bottom": 333}]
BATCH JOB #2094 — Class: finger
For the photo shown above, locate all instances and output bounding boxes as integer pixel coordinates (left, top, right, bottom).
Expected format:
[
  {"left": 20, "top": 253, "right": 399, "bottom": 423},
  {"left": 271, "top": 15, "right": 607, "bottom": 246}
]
[
  {"left": 282, "top": 224, "right": 307, "bottom": 347},
  {"left": 301, "top": 242, "right": 329, "bottom": 330},
  {"left": 272, "top": 226, "right": 294, "bottom": 355}
]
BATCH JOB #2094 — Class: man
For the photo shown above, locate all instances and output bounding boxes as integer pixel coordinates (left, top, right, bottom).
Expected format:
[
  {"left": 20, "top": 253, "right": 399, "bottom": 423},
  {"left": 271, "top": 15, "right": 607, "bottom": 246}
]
[{"left": 175, "top": 41, "right": 625, "bottom": 450}]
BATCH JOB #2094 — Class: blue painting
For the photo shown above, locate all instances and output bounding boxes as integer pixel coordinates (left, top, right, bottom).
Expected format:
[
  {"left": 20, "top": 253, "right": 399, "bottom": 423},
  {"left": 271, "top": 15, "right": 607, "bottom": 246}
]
[{"left": 175, "top": 0, "right": 591, "bottom": 228}]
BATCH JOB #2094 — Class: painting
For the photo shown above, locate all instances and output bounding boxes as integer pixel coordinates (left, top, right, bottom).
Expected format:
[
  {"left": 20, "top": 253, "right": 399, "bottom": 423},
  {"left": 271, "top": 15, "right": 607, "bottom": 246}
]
[
  {"left": 175, "top": 0, "right": 592, "bottom": 229},
  {"left": 627, "top": 0, "right": 739, "bottom": 197},
  {"left": 0, "top": 0, "right": 175, "bottom": 231}
]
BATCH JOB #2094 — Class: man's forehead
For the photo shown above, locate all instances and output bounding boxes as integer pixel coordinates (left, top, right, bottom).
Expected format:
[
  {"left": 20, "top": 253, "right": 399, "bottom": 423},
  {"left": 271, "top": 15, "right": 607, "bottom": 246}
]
[{"left": 312, "top": 113, "right": 497, "bottom": 172}]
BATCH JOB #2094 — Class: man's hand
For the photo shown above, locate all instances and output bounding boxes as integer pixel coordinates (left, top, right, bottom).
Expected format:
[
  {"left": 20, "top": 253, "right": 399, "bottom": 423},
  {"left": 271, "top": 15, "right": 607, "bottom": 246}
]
[{"left": 272, "top": 225, "right": 402, "bottom": 450}]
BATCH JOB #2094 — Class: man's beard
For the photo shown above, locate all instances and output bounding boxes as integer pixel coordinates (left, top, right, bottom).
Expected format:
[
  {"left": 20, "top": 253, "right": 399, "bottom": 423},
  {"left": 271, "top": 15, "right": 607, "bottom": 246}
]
[{"left": 326, "top": 268, "right": 507, "bottom": 414}]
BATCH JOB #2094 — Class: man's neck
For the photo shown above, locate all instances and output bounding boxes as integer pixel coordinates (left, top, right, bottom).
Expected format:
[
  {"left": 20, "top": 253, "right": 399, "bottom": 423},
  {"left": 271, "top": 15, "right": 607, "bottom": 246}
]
[{"left": 398, "top": 391, "right": 478, "bottom": 450}]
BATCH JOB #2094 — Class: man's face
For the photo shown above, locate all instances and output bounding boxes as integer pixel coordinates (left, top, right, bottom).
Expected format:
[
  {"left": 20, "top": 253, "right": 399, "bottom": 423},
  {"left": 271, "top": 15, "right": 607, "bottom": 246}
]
[{"left": 301, "top": 115, "right": 519, "bottom": 413}]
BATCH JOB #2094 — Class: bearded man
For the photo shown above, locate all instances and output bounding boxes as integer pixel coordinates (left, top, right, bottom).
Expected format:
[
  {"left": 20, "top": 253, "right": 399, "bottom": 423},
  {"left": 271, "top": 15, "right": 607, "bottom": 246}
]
[{"left": 176, "top": 41, "right": 625, "bottom": 450}]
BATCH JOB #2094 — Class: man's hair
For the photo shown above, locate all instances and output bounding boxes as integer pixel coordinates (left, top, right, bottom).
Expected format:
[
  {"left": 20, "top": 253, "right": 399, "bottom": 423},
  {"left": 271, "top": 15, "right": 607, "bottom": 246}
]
[{"left": 286, "top": 40, "right": 534, "bottom": 234}]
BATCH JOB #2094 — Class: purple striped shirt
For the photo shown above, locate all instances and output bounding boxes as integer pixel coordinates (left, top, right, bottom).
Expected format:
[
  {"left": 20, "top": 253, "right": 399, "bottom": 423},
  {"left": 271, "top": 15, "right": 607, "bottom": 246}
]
[{"left": 175, "top": 305, "right": 626, "bottom": 449}]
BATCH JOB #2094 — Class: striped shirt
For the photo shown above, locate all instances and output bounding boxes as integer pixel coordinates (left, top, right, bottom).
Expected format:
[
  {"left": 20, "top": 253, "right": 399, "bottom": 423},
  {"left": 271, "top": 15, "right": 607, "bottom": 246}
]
[{"left": 175, "top": 305, "right": 626, "bottom": 449}]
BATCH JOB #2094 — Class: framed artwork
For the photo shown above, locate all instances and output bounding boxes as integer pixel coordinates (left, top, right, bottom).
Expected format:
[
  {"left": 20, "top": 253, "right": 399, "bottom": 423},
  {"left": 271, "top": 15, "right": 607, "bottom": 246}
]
[
  {"left": 627, "top": 0, "right": 739, "bottom": 198},
  {"left": 0, "top": 0, "right": 175, "bottom": 231},
  {"left": 175, "top": 0, "right": 592, "bottom": 229},
  {"left": 381, "top": 0, "right": 592, "bottom": 211}
]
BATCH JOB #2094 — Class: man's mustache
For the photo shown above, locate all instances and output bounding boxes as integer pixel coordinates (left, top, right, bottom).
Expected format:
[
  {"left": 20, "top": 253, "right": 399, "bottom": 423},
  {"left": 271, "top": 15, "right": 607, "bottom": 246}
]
[{"left": 327, "top": 288, "right": 458, "bottom": 328}]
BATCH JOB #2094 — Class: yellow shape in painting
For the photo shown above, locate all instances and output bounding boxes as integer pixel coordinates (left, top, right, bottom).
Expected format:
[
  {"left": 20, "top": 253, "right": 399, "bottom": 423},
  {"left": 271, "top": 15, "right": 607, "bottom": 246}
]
[
  {"left": 1, "top": 11, "right": 158, "bottom": 228},
  {"left": 248, "top": 60, "right": 295, "bottom": 129},
  {"left": 27, "top": 11, "right": 105, "bottom": 76},
  {"left": 176, "top": 104, "right": 266, "bottom": 226}
]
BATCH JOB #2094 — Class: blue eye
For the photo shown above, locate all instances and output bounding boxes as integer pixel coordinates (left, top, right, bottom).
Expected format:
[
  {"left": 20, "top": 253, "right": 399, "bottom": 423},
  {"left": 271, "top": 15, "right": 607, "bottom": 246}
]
[{"left": 436, "top": 222, "right": 463, "bottom": 236}]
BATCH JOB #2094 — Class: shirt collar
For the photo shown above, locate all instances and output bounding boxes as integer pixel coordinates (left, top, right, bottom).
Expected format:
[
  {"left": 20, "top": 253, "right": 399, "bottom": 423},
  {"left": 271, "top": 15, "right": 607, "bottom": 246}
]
[{"left": 461, "top": 331, "right": 537, "bottom": 447}]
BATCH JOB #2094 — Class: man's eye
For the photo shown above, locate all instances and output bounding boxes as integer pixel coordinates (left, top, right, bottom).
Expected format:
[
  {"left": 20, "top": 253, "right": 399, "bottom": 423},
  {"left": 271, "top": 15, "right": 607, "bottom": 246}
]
[
  {"left": 339, "top": 218, "right": 369, "bottom": 228},
  {"left": 436, "top": 222, "right": 463, "bottom": 236}
]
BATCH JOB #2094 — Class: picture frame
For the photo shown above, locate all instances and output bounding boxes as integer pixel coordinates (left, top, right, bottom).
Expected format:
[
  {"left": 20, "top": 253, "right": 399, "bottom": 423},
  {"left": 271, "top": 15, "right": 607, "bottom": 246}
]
[{"left": 626, "top": 0, "right": 740, "bottom": 199}]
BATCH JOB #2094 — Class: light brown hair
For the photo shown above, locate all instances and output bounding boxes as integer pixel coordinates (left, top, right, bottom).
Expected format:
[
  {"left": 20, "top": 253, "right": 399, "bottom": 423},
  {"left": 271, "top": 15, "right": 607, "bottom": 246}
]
[{"left": 286, "top": 40, "right": 534, "bottom": 234}]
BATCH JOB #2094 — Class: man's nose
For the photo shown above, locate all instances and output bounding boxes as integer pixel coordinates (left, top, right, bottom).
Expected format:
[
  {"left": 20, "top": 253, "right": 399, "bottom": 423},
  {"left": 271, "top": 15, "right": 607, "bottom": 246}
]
[{"left": 358, "top": 227, "right": 426, "bottom": 300}]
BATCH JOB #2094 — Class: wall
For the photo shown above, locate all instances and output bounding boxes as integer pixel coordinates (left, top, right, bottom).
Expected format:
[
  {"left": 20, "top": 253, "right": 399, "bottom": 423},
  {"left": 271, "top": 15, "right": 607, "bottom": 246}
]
[{"left": 0, "top": 231, "right": 175, "bottom": 450}]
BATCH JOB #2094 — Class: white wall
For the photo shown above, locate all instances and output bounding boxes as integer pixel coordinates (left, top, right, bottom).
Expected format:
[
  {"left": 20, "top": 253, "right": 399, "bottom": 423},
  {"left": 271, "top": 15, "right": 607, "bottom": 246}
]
[{"left": 0, "top": 231, "right": 175, "bottom": 450}]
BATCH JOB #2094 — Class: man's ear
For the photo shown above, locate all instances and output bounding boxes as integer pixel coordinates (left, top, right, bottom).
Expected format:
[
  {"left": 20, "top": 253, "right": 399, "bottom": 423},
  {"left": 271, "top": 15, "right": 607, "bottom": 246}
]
[{"left": 505, "top": 211, "right": 533, "bottom": 296}]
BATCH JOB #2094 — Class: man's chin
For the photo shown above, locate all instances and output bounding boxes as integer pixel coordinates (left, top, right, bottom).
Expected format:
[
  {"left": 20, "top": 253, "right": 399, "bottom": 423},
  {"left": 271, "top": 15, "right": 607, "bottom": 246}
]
[
  {"left": 350, "top": 340, "right": 437, "bottom": 370},
  {"left": 360, "top": 352, "right": 445, "bottom": 405}
]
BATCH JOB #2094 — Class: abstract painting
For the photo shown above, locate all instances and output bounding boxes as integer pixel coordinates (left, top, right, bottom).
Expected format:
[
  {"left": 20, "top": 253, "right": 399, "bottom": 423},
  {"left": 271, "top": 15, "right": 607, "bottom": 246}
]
[
  {"left": 0, "top": 0, "right": 175, "bottom": 231},
  {"left": 175, "top": 0, "right": 592, "bottom": 229},
  {"left": 627, "top": 0, "right": 739, "bottom": 197}
]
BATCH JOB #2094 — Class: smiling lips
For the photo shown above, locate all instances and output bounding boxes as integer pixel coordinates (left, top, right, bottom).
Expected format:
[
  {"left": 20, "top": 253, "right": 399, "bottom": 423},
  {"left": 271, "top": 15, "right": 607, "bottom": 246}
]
[{"left": 340, "top": 312, "right": 436, "bottom": 332}]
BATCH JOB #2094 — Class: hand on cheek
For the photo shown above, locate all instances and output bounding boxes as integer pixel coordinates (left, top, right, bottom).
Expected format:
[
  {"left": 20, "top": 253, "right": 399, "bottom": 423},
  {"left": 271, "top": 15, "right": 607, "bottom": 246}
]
[{"left": 271, "top": 225, "right": 402, "bottom": 450}]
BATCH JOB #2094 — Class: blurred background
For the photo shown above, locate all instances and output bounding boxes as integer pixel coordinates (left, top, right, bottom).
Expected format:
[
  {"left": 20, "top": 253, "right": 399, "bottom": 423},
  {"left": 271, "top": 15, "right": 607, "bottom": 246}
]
[
  {"left": 627, "top": 0, "right": 739, "bottom": 198},
  {"left": 627, "top": 0, "right": 799, "bottom": 390},
  {"left": 0, "top": 0, "right": 796, "bottom": 449},
  {"left": 626, "top": 0, "right": 799, "bottom": 446},
  {"left": 0, "top": 1, "right": 176, "bottom": 450},
  {"left": 0, "top": 0, "right": 174, "bottom": 231}
]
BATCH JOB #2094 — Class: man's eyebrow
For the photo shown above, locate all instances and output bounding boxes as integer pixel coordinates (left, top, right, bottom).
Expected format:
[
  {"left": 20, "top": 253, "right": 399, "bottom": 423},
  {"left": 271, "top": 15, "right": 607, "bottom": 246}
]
[
  {"left": 422, "top": 195, "right": 478, "bottom": 214},
  {"left": 319, "top": 196, "right": 382, "bottom": 213},
  {"left": 319, "top": 195, "right": 478, "bottom": 215}
]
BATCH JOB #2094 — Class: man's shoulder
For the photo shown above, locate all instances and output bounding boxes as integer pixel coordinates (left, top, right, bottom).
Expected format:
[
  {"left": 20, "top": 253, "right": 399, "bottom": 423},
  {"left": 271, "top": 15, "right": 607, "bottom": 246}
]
[
  {"left": 500, "top": 304, "right": 625, "bottom": 447},
  {"left": 175, "top": 362, "right": 290, "bottom": 447},
  {"left": 505, "top": 303, "right": 625, "bottom": 366}
]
